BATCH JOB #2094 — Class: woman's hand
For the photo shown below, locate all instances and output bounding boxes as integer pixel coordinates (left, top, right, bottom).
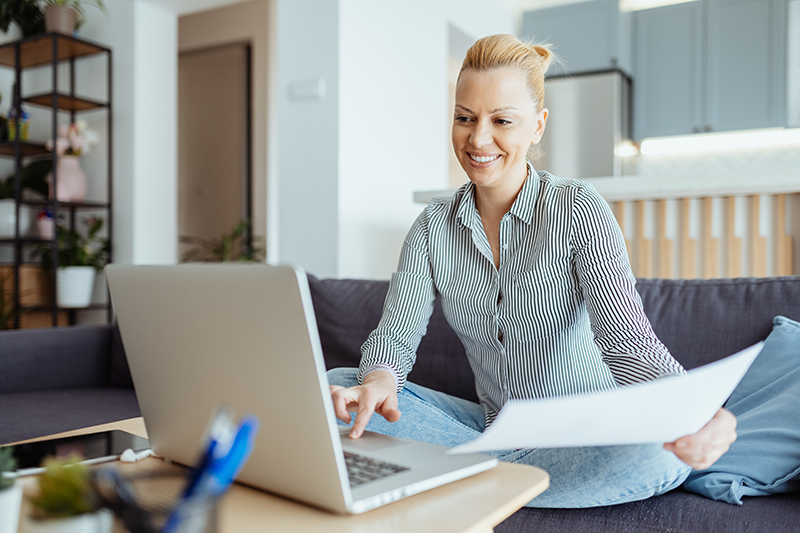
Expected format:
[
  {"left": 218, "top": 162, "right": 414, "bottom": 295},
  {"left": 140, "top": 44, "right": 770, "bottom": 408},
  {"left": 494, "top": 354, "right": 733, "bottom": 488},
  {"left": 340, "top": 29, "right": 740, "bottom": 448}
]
[
  {"left": 664, "top": 408, "right": 737, "bottom": 470},
  {"left": 329, "top": 370, "right": 401, "bottom": 439}
]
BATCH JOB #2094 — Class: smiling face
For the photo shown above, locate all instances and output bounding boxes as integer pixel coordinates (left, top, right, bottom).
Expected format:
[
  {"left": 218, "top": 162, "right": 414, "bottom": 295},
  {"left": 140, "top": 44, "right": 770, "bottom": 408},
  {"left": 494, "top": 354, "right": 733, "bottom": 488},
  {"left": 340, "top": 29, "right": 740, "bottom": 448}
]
[{"left": 452, "top": 67, "right": 547, "bottom": 197}]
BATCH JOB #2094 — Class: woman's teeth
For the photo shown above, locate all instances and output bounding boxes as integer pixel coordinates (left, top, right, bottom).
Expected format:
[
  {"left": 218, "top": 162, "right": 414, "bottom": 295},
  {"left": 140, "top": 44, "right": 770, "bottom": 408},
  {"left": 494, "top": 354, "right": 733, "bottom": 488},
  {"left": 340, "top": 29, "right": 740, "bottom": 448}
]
[{"left": 470, "top": 154, "right": 499, "bottom": 163}]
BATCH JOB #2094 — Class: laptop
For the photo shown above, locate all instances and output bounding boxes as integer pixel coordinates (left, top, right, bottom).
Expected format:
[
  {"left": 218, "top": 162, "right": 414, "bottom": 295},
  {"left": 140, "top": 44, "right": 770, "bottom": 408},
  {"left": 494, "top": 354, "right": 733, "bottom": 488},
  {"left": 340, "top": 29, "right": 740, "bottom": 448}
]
[{"left": 105, "top": 263, "right": 497, "bottom": 514}]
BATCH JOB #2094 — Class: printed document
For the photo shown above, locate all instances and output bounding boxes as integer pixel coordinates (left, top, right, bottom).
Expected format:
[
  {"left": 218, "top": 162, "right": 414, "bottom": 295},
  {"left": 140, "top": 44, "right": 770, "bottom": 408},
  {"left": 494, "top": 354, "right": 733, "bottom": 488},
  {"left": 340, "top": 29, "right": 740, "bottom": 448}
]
[{"left": 449, "top": 343, "right": 763, "bottom": 454}]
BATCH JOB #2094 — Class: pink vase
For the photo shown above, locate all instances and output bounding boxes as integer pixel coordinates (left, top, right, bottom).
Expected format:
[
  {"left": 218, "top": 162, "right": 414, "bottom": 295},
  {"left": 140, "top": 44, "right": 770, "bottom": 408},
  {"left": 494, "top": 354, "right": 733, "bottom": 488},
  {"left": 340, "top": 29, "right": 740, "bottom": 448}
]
[{"left": 48, "top": 155, "right": 87, "bottom": 203}]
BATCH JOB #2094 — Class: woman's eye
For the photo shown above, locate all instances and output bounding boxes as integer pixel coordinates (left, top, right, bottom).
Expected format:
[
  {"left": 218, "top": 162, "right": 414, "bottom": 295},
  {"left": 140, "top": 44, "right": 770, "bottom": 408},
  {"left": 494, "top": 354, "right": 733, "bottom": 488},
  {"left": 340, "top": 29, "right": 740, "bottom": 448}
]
[
  {"left": 495, "top": 119, "right": 511, "bottom": 125},
  {"left": 455, "top": 115, "right": 472, "bottom": 123}
]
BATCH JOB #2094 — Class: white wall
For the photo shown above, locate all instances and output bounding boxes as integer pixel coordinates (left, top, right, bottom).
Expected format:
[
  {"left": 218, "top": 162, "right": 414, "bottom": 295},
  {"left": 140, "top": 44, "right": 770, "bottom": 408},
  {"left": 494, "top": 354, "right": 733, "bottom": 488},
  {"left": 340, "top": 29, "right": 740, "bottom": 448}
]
[
  {"left": 74, "top": 0, "right": 179, "bottom": 265},
  {"left": 131, "top": 2, "right": 178, "bottom": 264},
  {"left": 337, "top": 0, "right": 515, "bottom": 279},
  {"left": 274, "top": 0, "right": 340, "bottom": 278}
]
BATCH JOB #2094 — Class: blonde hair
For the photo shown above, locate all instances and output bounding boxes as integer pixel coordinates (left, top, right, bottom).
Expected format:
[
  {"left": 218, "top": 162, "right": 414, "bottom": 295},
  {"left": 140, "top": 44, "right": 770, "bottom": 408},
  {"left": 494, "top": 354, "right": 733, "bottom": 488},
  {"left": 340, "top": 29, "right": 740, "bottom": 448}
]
[{"left": 458, "top": 34, "right": 554, "bottom": 113}]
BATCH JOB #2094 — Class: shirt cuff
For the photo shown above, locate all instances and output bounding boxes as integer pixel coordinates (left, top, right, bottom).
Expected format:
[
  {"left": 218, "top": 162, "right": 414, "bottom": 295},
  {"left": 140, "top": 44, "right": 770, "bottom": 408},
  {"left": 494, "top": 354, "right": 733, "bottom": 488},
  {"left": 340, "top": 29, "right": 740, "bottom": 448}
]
[{"left": 360, "top": 363, "right": 402, "bottom": 391}]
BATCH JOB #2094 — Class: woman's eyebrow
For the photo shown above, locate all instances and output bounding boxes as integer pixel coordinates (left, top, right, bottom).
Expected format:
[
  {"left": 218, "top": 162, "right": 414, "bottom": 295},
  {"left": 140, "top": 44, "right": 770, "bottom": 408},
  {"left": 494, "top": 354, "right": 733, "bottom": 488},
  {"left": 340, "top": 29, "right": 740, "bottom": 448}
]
[{"left": 454, "top": 104, "right": 518, "bottom": 114}]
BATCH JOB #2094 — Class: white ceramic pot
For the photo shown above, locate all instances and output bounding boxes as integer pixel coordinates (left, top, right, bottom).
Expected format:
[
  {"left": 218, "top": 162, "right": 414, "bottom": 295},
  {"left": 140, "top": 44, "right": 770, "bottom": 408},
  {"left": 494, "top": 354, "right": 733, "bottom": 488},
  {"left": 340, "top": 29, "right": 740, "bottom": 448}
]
[
  {"left": 56, "top": 267, "right": 96, "bottom": 308},
  {"left": 0, "top": 198, "right": 34, "bottom": 238},
  {"left": 21, "top": 509, "right": 113, "bottom": 533},
  {"left": 0, "top": 484, "right": 23, "bottom": 533}
]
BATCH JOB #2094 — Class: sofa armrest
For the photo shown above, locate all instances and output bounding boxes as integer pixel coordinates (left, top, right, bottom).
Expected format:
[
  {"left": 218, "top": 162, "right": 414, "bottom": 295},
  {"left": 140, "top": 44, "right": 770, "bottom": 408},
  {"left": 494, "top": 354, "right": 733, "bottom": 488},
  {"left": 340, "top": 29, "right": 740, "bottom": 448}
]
[{"left": 0, "top": 324, "right": 112, "bottom": 394}]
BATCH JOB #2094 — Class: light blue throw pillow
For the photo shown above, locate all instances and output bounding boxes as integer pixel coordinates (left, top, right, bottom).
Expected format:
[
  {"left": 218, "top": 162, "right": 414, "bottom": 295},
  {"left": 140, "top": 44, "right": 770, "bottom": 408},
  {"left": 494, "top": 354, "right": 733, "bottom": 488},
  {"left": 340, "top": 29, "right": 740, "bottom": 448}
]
[{"left": 682, "top": 315, "right": 800, "bottom": 505}]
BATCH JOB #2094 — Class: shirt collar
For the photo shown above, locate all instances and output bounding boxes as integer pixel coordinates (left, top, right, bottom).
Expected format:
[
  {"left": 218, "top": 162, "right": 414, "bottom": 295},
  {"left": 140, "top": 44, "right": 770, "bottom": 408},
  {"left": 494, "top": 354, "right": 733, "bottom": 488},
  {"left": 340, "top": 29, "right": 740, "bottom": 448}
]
[
  {"left": 456, "top": 160, "right": 539, "bottom": 228},
  {"left": 455, "top": 181, "right": 477, "bottom": 229},
  {"left": 508, "top": 160, "right": 539, "bottom": 226}
]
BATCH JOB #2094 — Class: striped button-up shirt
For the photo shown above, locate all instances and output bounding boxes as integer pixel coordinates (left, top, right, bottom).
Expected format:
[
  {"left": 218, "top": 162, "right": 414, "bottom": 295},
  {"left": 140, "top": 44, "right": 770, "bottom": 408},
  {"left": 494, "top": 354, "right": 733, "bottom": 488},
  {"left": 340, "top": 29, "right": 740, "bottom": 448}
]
[{"left": 359, "top": 166, "right": 685, "bottom": 425}]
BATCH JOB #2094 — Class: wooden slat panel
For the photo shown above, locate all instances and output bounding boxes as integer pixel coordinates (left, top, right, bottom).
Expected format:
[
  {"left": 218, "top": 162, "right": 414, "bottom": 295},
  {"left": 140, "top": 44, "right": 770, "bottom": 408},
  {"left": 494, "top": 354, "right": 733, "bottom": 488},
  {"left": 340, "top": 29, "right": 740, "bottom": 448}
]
[
  {"left": 614, "top": 201, "right": 633, "bottom": 267},
  {"left": 703, "top": 198, "right": 720, "bottom": 279},
  {"left": 637, "top": 201, "right": 654, "bottom": 278},
  {"left": 726, "top": 197, "right": 743, "bottom": 278},
  {"left": 681, "top": 198, "right": 697, "bottom": 278},
  {"left": 776, "top": 194, "right": 794, "bottom": 276},
  {"left": 658, "top": 199, "right": 674, "bottom": 278},
  {"left": 751, "top": 195, "right": 768, "bottom": 277}
]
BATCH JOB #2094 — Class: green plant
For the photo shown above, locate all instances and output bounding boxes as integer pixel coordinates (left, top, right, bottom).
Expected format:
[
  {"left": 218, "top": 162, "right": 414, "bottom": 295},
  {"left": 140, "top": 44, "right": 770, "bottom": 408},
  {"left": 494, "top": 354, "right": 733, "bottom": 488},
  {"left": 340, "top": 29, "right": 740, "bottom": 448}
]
[
  {"left": 0, "top": 159, "right": 51, "bottom": 200},
  {"left": 36, "top": 217, "right": 109, "bottom": 271},
  {"left": 29, "top": 455, "right": 98, "bottom": 518},
  {"left": 0, "top": 0, "right": 46, "bottom": 36},
  {"left": 0, "top": 447, "right": 16, "bottom": 491},
  {"left": 180, "top": 220, "right": 266, "bottom": 263}
]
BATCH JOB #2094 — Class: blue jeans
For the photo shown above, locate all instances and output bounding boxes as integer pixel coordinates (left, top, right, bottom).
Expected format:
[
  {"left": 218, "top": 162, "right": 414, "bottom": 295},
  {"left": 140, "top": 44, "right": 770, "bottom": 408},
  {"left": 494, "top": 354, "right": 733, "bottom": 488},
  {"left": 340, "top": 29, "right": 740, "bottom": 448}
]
[{"left": 328, "top": 367, "right": 691, "bottom": 508}]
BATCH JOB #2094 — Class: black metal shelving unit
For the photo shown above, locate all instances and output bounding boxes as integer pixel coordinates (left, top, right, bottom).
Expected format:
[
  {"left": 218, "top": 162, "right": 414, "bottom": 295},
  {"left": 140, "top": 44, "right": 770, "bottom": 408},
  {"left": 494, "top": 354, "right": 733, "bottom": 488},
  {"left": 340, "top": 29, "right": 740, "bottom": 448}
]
[{"left": 0, "top": 33, "right": 112, "bottom": 328}]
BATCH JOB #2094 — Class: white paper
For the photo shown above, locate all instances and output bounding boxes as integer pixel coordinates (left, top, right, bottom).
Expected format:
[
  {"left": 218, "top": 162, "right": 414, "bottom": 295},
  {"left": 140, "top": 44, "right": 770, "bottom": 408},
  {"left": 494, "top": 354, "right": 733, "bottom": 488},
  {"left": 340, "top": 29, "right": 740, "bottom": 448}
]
[{"left": 449, "top": 343, "right": 763, "bottom": 454}]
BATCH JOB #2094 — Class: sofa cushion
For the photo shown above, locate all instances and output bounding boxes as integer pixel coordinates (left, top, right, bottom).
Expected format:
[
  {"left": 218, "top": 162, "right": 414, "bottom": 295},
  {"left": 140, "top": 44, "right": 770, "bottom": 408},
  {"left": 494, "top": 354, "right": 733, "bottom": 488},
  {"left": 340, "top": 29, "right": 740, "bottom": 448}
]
[
  {"left": 497, "top": 488, "right": 800, "bottom": 533},
  {"left": 308, "top": 275, "right": 478, "bottom": 402},
  {"left": 635, "top": 277, "right": 800, "bottom": 369},
  {"left": 107, "top": 322, "right": 134, "bottom": 389},
  {"left": 0, "top": 325, "right": 112, "bottom": 394},
  {"left": 0, "top": 388, "right": 141, "bottom": 445},
  {"left": 682, "top": 315, "right": 800, "bottom": 504}
]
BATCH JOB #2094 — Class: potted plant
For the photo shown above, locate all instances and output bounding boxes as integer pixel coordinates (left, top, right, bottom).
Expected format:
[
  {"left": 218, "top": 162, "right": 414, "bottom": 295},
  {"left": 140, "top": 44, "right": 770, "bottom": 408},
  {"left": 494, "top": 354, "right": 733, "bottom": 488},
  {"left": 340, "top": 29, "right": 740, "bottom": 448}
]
[
  {"left": 23, "top": 455, "right": 112, "bottom": 533},
  {"left": 40, "top": 0, "right": 106, "bottom": 35},
  {"left": 180, "top": 220, "right": 266, "bottom": 263},
  {"left": 0, "top": 447, "right": 22, "bottom": 533},
  {"left": 36, "top": 216, "right": 109, "bottom": 308},
  {"left": 0, "top": 0, "right": 46, "bottom": 39},
  {"left": 0, "top": 159, "right": 50, "bottom": 238}
]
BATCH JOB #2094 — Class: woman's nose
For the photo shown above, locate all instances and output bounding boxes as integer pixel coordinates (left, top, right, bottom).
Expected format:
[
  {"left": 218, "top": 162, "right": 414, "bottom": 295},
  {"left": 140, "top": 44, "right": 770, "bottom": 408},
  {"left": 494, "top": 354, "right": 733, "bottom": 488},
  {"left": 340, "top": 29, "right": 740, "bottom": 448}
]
[{"left": 470, "top": 121, "right": 492, "bottom": 148}]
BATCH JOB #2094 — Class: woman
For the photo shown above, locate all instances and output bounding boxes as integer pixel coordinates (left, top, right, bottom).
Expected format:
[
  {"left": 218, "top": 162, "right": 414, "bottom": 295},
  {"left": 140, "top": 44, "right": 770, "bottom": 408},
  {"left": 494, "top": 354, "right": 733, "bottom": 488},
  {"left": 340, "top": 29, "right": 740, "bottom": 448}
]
[{"left": 328, "top": 34, "right": 736, "bottom": 508}]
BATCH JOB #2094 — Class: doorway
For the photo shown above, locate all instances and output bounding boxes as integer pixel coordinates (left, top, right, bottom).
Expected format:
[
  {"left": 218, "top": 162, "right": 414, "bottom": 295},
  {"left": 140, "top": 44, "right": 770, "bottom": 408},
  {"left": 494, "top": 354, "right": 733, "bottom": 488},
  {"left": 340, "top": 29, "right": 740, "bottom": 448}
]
[{"left": 178, "top": 43, "right": 252, "bottom": 260}]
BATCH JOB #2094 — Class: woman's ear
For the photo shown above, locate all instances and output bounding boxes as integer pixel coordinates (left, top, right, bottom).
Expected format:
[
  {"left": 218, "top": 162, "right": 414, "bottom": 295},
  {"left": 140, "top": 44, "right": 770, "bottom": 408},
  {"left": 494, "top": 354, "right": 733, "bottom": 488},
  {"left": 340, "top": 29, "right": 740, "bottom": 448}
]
[{"left": 532, "top": 108, "right": 549, "bottom": 144}]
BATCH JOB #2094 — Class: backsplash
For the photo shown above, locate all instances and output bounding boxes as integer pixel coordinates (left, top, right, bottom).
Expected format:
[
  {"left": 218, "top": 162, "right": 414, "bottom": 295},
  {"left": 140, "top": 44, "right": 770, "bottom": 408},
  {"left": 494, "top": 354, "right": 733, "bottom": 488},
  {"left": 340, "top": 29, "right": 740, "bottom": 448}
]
[{"left": 633, "top": 143, "right": 800, "bottom": 177}]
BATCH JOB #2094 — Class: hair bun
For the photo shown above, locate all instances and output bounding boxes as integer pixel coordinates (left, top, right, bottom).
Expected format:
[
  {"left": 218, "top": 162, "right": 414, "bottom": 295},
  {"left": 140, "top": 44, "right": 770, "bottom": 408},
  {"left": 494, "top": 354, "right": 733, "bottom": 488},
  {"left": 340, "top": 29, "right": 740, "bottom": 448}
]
[{"left": 530, "top": 44, "right": 554, "bottom": 72}]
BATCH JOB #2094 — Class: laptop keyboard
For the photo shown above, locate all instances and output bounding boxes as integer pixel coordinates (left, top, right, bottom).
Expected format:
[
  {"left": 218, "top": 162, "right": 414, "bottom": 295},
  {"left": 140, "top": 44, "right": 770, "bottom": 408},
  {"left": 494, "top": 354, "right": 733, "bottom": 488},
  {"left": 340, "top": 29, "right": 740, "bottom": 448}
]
[{"left": 344, "top": 451, "right": 410, "bottom": 487}]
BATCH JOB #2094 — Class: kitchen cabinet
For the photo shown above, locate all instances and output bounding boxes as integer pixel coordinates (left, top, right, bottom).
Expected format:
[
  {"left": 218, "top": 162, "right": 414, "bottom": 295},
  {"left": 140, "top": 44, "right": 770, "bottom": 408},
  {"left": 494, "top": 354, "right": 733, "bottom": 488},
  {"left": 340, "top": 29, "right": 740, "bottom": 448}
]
[
  {"left": 706, "top": 0, "right": 786, "bottom": 133},
  {"left": 521, "top": 0, "right": 632, "bottom": 77},
  {"left": 634, "top": 0, "right": 787, "bottom": 139}
]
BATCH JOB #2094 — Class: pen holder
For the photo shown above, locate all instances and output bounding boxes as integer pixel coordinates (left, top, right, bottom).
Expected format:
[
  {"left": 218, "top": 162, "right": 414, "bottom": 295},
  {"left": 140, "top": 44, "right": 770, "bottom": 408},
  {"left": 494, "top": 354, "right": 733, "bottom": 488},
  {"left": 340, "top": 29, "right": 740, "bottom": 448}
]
[{"left": 109, "top": 469, "right": 218, "bottom": 533}]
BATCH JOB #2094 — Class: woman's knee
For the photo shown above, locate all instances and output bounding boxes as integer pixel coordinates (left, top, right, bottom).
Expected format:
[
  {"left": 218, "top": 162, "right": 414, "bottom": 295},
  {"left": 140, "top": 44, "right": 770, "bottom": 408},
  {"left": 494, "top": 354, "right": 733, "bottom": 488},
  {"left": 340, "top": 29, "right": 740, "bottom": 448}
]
[{"left": 327, "top": 367, "right": 360, "bottom": 388}]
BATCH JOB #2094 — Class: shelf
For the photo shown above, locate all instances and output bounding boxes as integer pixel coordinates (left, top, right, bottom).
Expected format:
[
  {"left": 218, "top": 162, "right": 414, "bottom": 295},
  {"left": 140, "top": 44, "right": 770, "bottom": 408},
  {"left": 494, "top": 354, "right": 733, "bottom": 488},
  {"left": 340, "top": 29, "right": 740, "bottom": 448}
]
[
  {"left": 0, "top": 33, "right": 112, "bottom": 329},
  {"left": 0, "top": 142, "right": 50, "bottom": 157},
  {"left": 21, "top": 199, "right": 111, "bottom": 209},
  {"left": 0, "top": 237, "right": 52, "bottom": 245},
  {"left": 23, "top": 93, "right": 108, "bottom": 112},
  {"left": 0, "top": 33, "right": 108, "bottom": 70},
  {"left": 21, "top": 303, "right": 109, "bottom": 313}
]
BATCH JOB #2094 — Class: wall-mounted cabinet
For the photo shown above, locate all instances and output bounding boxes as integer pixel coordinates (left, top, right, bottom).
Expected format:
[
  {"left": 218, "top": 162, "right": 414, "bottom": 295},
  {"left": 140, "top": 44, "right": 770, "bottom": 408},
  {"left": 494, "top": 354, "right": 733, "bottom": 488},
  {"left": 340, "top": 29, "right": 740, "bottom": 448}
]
[
  {"left": 521, "top": 0, "right": 632, "bottom": 77},
  {"left": 634, "top": 0, "right": 787, "bottom": 139}
]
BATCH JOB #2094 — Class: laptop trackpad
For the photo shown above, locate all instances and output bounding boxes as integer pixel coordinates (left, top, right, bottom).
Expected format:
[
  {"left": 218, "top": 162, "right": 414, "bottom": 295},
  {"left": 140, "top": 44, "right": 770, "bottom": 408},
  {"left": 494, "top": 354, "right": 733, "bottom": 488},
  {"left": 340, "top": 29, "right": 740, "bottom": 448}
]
[{"left": 339, "top": 428, "right": 404, "bottom": 452}]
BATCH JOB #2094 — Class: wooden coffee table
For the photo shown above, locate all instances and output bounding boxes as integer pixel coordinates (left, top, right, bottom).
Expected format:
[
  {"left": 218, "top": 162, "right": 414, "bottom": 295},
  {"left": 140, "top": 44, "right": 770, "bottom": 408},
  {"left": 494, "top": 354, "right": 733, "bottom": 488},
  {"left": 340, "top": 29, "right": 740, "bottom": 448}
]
[{"left": 12, "top": 418, "right": 549, "bottom": 533}]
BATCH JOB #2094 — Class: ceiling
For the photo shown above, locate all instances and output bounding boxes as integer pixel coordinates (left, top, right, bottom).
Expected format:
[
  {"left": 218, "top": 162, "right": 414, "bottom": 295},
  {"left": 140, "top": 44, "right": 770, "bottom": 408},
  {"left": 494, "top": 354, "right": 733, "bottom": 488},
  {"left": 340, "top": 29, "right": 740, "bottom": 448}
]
[{"left": 141, "top": 0, "right": 582, "bottom": 18}]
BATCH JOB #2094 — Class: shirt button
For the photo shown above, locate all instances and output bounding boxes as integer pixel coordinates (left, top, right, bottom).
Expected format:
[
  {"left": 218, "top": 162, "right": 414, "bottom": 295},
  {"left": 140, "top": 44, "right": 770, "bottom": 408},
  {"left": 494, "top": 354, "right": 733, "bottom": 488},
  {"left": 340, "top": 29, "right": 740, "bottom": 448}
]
[{"left": 502, "top": 244, "right": 508, "bottom": 250}]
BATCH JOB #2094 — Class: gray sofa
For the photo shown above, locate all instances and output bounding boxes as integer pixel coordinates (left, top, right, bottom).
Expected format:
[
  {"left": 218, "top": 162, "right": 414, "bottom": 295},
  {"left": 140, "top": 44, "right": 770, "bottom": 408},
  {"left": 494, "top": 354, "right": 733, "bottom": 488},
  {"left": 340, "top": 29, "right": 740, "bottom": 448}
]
[
  {"left": 2, "top": 275, "right": 799, "bottom": 532},
  {"left": 311, "top": 275, "right": 800, "bottom": 533},
  {"left": 0, "top": 324, "right": 139, "bottom": 444}
]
